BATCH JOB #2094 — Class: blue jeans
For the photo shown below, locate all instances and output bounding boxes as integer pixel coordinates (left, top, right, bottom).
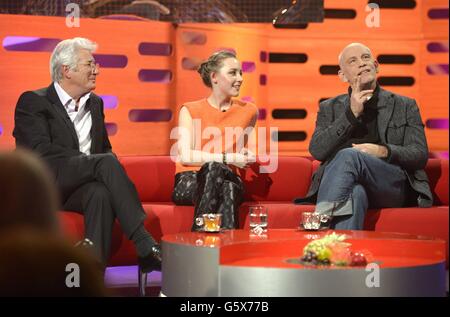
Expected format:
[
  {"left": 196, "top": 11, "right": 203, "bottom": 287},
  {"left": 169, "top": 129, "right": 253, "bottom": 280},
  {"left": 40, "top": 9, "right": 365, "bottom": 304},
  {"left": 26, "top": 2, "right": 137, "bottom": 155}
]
[{"left": 315, "top": 148, "right": 408, "bottom": 230}]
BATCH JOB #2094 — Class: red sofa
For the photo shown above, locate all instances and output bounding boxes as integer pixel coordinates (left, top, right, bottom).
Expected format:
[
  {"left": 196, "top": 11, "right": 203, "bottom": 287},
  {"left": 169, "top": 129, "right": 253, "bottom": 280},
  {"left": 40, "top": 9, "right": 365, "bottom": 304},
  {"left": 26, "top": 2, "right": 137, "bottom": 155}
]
[{"left": 59, "top": 156, "right": 449, "bottom": 267}]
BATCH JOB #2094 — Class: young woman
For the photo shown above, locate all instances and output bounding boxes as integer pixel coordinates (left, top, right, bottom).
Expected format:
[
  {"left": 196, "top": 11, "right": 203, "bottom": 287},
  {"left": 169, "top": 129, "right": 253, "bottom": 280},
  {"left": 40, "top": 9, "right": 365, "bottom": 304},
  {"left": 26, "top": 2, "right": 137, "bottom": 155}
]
[{"left": 173, "top": 50, "right": 258, "bottom": 231}]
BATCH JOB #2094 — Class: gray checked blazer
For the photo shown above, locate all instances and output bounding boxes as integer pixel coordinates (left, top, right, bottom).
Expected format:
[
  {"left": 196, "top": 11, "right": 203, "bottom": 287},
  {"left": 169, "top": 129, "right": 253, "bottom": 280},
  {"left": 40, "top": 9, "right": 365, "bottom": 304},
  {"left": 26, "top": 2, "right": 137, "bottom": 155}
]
[{"left": 294, "top": 87, "right": 433, "bottom": 207}]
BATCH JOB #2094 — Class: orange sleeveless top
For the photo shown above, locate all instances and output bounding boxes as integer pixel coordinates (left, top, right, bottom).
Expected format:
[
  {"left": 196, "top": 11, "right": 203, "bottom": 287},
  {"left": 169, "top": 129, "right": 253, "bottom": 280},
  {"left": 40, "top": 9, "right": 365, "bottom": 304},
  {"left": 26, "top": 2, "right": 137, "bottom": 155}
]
[{"left": 175, "top": 98, "right": 258, "bottom": 174}]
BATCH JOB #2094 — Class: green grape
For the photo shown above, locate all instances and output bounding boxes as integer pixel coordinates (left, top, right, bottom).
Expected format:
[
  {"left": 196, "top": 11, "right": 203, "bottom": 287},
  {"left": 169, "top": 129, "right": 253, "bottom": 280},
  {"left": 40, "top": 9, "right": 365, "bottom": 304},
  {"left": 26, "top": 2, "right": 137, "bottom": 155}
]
[
  {"left": 317, "top": 247, "right": 332, "bottom": 261},
  {"left": 303, "top": 240, "right": 326, "bottom": 255}
]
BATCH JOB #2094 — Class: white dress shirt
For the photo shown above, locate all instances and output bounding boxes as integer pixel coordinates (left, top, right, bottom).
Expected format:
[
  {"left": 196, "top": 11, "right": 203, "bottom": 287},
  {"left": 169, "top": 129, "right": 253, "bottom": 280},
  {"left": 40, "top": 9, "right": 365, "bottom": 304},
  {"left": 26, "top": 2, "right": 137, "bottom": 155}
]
[{"left": 54, "top": 82, "right": 92, "bottom": 155}]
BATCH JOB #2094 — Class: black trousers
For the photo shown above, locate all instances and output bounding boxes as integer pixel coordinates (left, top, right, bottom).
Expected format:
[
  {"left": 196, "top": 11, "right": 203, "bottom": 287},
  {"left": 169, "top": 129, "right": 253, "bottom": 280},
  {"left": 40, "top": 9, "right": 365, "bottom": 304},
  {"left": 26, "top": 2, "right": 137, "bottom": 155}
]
[
  {"left": 56, "top": 153, "right": 146, "bottom": 263},
  {"left": 172, "top": 162, "right": 244, "bottom": 231}
]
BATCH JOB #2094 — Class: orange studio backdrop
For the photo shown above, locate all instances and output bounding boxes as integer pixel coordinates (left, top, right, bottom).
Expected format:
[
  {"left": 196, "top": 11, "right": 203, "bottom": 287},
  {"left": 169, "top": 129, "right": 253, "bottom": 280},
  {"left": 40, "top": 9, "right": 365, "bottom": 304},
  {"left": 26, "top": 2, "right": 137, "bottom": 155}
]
[{"left": 0, "top": 0, "right": 448, "bottom": 156}]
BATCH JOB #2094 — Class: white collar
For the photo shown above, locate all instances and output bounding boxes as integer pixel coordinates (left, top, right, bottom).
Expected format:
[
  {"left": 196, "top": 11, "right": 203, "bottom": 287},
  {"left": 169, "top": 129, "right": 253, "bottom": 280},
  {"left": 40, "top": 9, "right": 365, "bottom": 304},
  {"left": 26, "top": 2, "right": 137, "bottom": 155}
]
[{"left": 54, "top": 82, "right": 91, "bottom": 108}]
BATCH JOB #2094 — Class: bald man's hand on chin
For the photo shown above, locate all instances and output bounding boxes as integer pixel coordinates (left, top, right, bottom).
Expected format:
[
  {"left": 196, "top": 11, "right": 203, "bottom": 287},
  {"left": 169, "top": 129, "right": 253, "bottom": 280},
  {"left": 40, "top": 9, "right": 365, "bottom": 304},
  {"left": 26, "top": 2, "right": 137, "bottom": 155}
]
[{"left": 350, "top": 75, "right": 374, "bottom": 118}]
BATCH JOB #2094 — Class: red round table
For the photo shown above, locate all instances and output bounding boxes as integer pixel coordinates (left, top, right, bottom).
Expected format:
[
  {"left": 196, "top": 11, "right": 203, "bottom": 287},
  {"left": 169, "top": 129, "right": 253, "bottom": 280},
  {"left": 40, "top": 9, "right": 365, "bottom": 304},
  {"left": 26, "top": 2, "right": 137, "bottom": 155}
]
[{"left": 161, "top": 229, "right": 446, "bottom": 296}]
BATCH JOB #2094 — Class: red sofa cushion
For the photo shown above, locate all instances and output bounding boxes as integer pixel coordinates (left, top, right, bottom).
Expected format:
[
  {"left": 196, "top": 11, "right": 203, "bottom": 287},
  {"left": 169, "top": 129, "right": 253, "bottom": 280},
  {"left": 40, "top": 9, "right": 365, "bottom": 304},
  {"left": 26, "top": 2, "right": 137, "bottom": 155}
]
[
  {"left": 57, "top": 156, "right": 448, "bottom": 267},
  {"left": 365, "top": 206, "right": 449, "bottom": 266},
  {"left": 426, "top": 159, "right": 449, "bottom": 205},
  {"left": 58, "top": 211, "right": 84, "bottom": 243},
  {"left": 119, "top": 156, "right": 175, "bottom": 202},
  {"left": 119, "top": 156, "right": 313, "bottom": 203},
  {"left": 241, "top": 157, "right": 313, "bottom": 201},
  {"left": 364, "top": 206, "right": 449, "bottom": 240}
]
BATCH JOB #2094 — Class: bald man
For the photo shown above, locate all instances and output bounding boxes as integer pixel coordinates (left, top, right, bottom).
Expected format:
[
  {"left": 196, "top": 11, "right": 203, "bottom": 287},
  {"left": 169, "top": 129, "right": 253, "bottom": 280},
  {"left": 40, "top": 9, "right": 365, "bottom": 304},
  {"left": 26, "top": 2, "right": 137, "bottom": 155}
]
[{"left": 294, "top": 43, "right": 432, "bottom": 230}]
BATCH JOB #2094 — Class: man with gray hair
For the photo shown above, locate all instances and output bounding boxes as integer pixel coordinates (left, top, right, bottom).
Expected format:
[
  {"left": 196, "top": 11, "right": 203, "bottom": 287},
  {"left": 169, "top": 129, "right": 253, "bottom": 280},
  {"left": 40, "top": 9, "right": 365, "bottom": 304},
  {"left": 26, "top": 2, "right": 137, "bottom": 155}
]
[
  {"left": 294, "top": 42, "right": 432, "bottom": 230},
  {"left": 13, "top": 38, "right": 161, "bottom": 286}
]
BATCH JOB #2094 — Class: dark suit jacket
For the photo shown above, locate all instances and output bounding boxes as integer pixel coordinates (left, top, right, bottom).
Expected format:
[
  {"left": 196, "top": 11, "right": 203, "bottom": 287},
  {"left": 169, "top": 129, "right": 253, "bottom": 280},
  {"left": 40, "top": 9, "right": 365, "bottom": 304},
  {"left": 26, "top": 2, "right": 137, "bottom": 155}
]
[
  {"left": 13, "top": 83, "right": 112, "bottom": 175},
  {"left": 294, "top": 87, "right": 433, "bottom": 207}
]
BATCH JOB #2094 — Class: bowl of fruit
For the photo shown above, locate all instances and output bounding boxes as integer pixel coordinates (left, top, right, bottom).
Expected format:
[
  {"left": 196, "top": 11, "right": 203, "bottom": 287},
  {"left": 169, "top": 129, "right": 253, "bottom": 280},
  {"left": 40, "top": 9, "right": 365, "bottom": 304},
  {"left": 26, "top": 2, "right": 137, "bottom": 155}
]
[{"left": 300, "top": 232, "right": 371, "bottom": 267}]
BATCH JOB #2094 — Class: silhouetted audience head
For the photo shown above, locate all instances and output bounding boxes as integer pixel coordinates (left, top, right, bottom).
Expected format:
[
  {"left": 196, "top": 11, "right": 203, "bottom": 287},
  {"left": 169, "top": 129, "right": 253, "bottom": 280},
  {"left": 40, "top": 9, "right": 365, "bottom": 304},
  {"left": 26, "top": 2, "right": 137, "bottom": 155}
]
[
  {"left": 0, "top": 150, "right": 107, "bottom": 296},
  {"left": 0, "top": 228, "right": 108, "bottom": 296},
  {"left": 0, "top": 149, "right": 59, "bottom": 232}
]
